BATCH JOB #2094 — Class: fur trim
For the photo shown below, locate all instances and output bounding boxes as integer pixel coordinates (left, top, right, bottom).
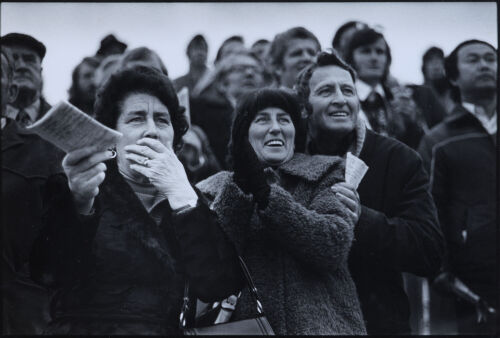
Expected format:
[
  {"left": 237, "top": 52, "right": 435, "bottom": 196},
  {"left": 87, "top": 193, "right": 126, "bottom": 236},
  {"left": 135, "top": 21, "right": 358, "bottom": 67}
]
[
  {"left": 279, "top": 153, "right": 345, "bottom": 182},
  {"left": 350, "top": 118, "right": 367, "bottom": 157}
]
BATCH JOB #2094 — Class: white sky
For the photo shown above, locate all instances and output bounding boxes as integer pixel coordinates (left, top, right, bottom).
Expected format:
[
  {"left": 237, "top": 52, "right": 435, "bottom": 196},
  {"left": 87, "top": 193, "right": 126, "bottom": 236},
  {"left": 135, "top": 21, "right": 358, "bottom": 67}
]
[{"left": 1, "top": 2, "right": 497, "bottom": 104}]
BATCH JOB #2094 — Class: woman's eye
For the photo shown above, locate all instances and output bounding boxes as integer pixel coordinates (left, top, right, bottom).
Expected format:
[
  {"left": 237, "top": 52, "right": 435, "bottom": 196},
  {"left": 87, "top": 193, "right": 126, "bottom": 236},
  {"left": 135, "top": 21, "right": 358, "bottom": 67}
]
[
  {"left": 156, "top": 118, "right": 170, "bottom": 124},
  {"left": 279, "top": 118, "right": 291, "bottom": 123},
  {"left": 128, "top": 117, "right": 143, "bottom": 123},
  {"left": 318, "top": 89, "right": 331, "bottom": 96},
  {"left": 343, "top": 87, "right": 354, "bottom": 95}
]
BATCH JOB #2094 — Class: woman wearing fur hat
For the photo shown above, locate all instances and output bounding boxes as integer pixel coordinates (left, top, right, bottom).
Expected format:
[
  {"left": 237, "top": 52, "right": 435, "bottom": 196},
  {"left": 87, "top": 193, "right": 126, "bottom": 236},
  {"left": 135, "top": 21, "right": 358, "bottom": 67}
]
[
  {"left": 30, "top": 66, "right": 242, "bottom": 334},
  {"left": 196, "top": 88, "right": 366, "bottom": 335}
]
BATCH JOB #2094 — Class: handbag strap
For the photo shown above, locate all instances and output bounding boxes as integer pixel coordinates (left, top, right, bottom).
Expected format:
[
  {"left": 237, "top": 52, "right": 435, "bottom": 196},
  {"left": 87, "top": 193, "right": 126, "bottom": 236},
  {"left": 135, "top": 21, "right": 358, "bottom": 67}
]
[{"left": 179, "top": 256, "right": 265, "bottom": 329}]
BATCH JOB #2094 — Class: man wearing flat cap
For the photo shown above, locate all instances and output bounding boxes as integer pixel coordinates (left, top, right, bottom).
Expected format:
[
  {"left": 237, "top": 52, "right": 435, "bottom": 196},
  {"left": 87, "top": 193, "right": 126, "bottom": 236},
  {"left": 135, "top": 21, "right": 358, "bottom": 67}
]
[{"left": 1, "top": 33, "right": 51, "bottom": 127}]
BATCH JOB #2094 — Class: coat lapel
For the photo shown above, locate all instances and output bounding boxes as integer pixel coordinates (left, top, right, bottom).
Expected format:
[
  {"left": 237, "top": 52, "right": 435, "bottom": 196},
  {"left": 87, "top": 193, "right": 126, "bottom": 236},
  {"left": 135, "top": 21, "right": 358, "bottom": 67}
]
[{"left": 1, "top": 120, "right": 25, "bottom": 152}]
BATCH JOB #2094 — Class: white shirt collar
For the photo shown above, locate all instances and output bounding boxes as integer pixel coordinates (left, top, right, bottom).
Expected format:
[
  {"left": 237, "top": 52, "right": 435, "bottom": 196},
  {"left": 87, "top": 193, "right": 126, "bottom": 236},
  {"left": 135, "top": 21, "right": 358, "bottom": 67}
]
[
  {"left": 5, "top": 99, "right": 41, "bottom": 125},
  {"left": 462, "top": 102, "right": 497, "bottom": 135},
  {"left": 356, "top": 79, "right": 385, "bottom": 102}
]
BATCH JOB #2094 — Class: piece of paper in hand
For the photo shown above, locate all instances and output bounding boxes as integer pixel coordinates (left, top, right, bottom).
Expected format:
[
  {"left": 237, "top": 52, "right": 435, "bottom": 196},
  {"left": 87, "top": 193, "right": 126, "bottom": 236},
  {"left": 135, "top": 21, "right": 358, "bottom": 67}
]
[
  {"left": 26, "top": 100, "right": 122, "bottom": 153},
  {"left": 345, "top": 152, "right": 369, "bottom": 189}
]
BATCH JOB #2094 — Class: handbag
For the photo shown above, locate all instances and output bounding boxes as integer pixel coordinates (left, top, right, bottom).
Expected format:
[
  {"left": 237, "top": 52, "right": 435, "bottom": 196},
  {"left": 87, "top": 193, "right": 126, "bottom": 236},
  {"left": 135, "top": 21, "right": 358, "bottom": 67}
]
[{"left": 180, "top": 256, "right": 275, "bottom": 335}]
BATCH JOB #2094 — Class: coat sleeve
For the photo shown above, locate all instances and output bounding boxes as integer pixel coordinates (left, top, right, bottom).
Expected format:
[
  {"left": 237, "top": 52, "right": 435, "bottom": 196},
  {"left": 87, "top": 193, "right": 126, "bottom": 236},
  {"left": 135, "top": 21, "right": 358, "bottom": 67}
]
[
  {"left": 199, "top": 172, "right": 355, "bottom": 273},
  {"left": 29, "top": 174, "right": 101, "bottom": 287},
  {"left": 171, "top": 189, "right": 245, "bottom": 303},
  {"left": 257, "top": 183, "right": 355, "bottom": 273},
  {"left": 417, "top": 132, "right": 437, "bottom": 176},
  {"left": 350, "top": 148, "right": 445, "bottom": 277}
]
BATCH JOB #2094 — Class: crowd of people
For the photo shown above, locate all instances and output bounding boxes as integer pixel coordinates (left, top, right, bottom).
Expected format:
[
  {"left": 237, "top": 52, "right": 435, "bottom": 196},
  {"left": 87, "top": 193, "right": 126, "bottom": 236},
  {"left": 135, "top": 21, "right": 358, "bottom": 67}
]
[{"left": 1, "top": 19, "right": 497, "bottom": 335}]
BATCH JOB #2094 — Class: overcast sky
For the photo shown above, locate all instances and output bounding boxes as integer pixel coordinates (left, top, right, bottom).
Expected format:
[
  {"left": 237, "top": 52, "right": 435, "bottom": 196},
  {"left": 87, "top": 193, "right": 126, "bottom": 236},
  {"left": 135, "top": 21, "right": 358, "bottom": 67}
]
[{"left": 1, "top": 2, "right": 497, "bottom": 104}]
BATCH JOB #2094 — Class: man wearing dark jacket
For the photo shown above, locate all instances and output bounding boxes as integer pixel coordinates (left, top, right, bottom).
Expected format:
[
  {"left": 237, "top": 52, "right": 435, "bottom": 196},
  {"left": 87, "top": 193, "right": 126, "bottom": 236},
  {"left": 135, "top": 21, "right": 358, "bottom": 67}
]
[
  {"left": 296, "top": 51, "right": 444, "bottom": 334},
  {"left": 1, "top": 37, "right": 65, "bottom": 334},
  {"left": 418, "top": 39, "right": 497, "bottom": 334},
  {"left": 1, "top": 33, "right": 51, "bottom": 126}
]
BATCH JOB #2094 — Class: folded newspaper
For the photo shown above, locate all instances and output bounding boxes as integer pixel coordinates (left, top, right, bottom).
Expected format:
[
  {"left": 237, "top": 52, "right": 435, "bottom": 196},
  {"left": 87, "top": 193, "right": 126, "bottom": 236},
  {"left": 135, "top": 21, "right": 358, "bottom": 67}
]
[
  {"left": 26, "top": 100, "right": 122, "bottom": 153},
  {"left": 345, "top": 152, "right": 369, "bottom": 189}
]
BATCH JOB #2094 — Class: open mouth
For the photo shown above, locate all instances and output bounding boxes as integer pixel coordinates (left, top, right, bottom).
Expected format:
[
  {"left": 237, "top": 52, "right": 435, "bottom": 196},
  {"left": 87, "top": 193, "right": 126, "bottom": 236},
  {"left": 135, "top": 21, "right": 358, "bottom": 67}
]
[
  {"left": 264, "top": 139, "right": 284, "bottom": 147},
  {"left": 327, "top": 111, "right": 349, "bottom": 117}
]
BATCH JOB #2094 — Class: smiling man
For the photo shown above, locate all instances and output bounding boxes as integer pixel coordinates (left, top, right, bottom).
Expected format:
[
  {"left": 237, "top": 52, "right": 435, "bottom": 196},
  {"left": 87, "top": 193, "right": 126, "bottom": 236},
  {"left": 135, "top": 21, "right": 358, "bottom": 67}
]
[
  {"left": 418, "top": 40, "right": 497, "bottom": 334},
  {"left": 296, "top": 51, "right": 445, "bottom": 335},
  {"left": 1, "top": 33, "right": 51, "bottom": 127},
  {"left": 268, "top": 26, "right": 321, "bottom": 89}
]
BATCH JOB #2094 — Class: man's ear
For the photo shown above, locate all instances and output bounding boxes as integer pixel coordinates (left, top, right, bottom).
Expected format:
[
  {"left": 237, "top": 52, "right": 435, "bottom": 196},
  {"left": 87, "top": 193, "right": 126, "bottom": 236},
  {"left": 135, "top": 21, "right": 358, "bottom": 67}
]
[{"left": 8, "top": 83, "right": 18, "bottom": 105}]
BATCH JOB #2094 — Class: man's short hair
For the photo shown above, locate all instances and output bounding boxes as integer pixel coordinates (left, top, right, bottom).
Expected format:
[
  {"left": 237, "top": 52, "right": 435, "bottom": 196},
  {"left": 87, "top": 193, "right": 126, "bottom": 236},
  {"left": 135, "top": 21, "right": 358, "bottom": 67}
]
[
  {"left": 1, "top": 49, "right": 14, "bottom": 81},
  {"left": 252, "top": 39, "right": 270, "bottom": 48},
  {"left": 215, "top": 35, "right": 244, "bottom": 64},
  {"left": 331, "top": 21, "right": 367, "bottom": 50},
  {"left": 444, "top": 39, "right": 496, "bottom": 82},
  {"left": 421, "top": 46, "right": 444, "bottom": 75},
  {"left": 345, "top": 27, "right": 392, "bottom": 81},
  {"left": 187, "top": 34, "right": 208, "bottom": 55},
  {"left": 268, "top": 27, "right": 321, "bottom": 69},
  {"left": 120, "top": 47, "right": 168, "bottom": 76},
  {"left": 423, "top": 47, "right": 444, "bottom": 64},
  {"left": 0, "top": 32, "right": 46, "bottom": 60},
  {"left": 295, "top": 50, "right": 357, "bottom": 116},
  {"left": 68, "top": 56, "right": 101, "bottom": 101}
]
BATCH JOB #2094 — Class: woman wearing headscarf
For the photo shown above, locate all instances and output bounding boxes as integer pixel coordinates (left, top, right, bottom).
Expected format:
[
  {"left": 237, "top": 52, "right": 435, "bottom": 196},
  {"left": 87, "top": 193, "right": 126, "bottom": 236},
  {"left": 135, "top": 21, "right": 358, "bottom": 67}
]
[
  {"left": 30, "top": 66, "right": 242, "bottom": 334},
  {"left": 196, "top": 88, "right": 366, "bottom": 335}
]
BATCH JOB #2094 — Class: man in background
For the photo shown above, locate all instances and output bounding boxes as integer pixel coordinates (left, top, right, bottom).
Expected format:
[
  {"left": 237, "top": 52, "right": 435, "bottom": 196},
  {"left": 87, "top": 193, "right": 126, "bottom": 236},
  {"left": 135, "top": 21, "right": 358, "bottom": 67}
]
[
  {"left": 268, "top": 26, "right": 320, "bottom": 89},
  {"left": 1, "top": 44, "right": 64, "bottom": 334},
  {"left": 250, "top": 39, "right": 270, "bottom": 63},
  {"left": 420, "top": 46, "right": 457, "bottom": 114},
  {"left": 418, "top": 39, "right": 497, "bottom": 335},
  {"left": 190, "top": 52, "right": 266, "bottom": 168},
  {"left": 1, "top": 33, "right": 51, "bottom": 126},
  {"left": 174, "top": 34, "right": 209, "bottom": 94},
  {"left": 68, "top": 56, "right": 101, "bottom": 116}
]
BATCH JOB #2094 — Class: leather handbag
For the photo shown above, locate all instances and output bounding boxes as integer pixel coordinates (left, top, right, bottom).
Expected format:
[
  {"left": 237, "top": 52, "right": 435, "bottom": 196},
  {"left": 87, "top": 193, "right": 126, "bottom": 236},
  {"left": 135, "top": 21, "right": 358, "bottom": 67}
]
[{"left": 180, "top": 256, "right": 275, "bottom": 335}]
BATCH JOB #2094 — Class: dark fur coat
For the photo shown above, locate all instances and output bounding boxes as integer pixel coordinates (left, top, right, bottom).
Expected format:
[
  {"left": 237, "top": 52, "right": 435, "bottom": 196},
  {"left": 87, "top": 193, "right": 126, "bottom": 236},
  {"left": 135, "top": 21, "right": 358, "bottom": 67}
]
[{"left": 197, "top": 153, "right": 367, "bottom": 335}]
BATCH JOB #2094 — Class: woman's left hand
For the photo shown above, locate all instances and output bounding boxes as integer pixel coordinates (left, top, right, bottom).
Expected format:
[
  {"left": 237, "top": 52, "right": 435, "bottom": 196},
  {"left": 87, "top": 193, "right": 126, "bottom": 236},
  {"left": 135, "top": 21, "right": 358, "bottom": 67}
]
[{"left": 125, "top": 137, "right": 198, "bottom": 210}]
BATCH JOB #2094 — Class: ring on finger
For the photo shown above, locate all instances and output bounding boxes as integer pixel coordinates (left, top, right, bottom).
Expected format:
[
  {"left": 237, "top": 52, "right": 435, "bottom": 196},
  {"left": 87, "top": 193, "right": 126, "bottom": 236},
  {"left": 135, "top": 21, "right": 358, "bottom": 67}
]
[{"left": 141, "top": 157, "right": 150, "bottom": 166}]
